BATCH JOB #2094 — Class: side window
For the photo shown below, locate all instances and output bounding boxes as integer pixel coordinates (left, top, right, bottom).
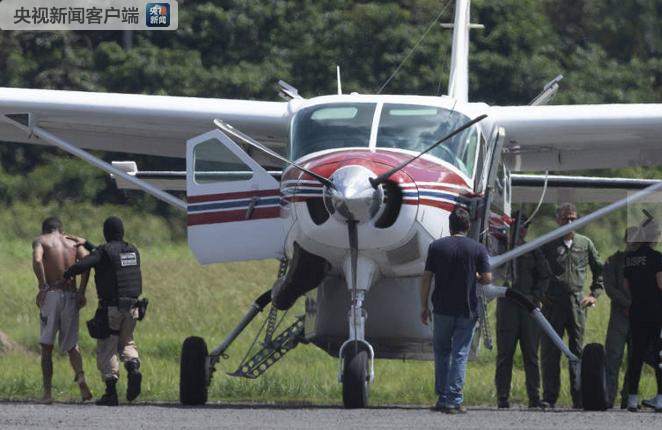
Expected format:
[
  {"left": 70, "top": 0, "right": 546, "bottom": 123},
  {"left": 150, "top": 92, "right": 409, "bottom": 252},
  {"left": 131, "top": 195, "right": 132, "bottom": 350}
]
[{"left": 193, "top": 139, "right": 253, "bottom": 184}]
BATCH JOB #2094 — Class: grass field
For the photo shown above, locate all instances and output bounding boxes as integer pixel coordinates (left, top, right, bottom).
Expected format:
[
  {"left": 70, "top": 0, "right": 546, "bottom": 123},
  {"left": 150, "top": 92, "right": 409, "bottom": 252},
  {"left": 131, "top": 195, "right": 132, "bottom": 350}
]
[{"left": 0, "top": 226, "right": 658, "bottom": 406}]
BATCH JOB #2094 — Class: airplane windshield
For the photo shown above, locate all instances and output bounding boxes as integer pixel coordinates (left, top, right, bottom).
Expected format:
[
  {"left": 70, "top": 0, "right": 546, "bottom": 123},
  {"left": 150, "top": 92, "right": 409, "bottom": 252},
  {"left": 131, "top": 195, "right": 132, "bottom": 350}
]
[
  {"left": 376, "top": 104, "right": 479, "bottom": 178},
  {"left": 291, "top": 103, "right": 376, "bottom": 160}
]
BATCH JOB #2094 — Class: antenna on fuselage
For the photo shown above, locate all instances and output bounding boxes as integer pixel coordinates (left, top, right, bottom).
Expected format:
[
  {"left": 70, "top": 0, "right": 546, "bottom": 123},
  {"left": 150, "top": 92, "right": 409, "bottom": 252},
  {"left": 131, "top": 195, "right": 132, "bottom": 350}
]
[
  {"left": 277, "top": 80, "right": 303, "bottom": 101},
  {"left": 529, "top": 74, "right": 564, "bottom": 106},
  {"left": 336, "top": 65, "right": 342, "bottom": 95}
]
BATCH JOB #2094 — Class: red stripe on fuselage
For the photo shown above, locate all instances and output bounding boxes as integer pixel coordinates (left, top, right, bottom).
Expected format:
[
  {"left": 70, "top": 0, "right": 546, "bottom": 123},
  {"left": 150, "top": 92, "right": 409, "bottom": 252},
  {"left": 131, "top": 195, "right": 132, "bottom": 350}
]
[
  {"left": 417, "top": 199, "right": 461, "bottom": 212},
  {"left": 281, "top": 149, "right": 471, "bottom": 188},
  {"left": 187, "top": 207, "right": 280, "bottom": 226},
  {"left": 188, "top": 189, "right": 279, "bottom": 204}
]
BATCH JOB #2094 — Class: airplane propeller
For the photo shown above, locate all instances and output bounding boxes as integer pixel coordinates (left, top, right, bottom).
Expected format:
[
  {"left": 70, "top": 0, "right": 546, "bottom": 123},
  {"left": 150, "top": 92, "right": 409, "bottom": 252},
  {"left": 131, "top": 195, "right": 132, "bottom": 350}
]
[{"left": 214, "top": 114, "right": 489, "bottom": 231}]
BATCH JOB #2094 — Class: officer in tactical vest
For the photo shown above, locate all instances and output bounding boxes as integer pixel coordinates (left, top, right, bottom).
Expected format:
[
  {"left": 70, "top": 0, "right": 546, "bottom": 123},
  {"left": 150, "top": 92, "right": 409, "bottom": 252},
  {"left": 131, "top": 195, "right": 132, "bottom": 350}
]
[
  {"left": 604, "top": 226, "right": 639, "bottom": 409},
  {"left": 541, "top": 203, "right": 604, "bottom": 409},
  {"left": 64, "top": 217, "right": 143, "bottom": 406},
  {"left": 495, "top": 214, "right": 550, "bottom": 409}
]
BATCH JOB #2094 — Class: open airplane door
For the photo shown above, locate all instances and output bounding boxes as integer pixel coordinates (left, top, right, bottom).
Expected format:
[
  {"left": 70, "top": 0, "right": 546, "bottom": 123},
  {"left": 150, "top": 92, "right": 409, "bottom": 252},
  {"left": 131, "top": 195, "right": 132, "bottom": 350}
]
[{"left": 186, "top": 129, "right": 287, "bottom": 264}]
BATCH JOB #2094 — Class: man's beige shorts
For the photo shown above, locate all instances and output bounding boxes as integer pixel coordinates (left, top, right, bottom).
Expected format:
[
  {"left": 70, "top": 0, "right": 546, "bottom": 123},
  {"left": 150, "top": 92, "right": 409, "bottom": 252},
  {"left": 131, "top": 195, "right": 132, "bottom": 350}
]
[{"left": 39, "top": 290, "right": 79, "bottom": 353}]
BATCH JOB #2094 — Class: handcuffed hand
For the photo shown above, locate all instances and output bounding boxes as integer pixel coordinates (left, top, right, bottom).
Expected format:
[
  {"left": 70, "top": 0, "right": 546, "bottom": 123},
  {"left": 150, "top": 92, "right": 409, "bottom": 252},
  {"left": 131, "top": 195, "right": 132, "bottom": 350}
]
[
  {"left": 580, "top": 295, "right": 597, "bottom": 308},
  {"left": 36, "top": 289, "right": 46, "bottom": 308},
  {"left": 420, "top": 307, "right": 431, "bottom": 326},
  {"left": 64, "top": 234, "right": 87, "bottom": 247},
  {"left": 76, "top": 292, "right": 87, "bottom": 309}
]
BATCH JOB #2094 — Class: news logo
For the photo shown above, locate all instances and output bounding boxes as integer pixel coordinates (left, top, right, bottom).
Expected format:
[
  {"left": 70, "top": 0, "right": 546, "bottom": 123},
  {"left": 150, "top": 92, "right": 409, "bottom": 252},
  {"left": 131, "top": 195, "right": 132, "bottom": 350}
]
[{"left": 146, "top": 2, "right": 170, "bottom": 27}]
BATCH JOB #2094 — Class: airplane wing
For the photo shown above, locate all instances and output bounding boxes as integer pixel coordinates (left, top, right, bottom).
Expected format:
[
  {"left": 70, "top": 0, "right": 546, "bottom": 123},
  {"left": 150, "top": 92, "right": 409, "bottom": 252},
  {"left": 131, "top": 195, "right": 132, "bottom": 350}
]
[
  {"left": 489, "top": 104, "right": 662, "bottom": 171},
  {"left": 0, "top": 87, "right": 291, "bottom": 158}
]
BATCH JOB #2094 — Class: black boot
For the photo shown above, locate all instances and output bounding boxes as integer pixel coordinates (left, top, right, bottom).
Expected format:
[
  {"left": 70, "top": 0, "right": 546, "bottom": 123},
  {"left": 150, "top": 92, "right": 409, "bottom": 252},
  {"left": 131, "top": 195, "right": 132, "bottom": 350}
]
[
  {"left": 125, "top": 359, "right": 142, "bottom": 402},
  {"left": 96, "top": 379, "right": 118, "bottom": 406}
]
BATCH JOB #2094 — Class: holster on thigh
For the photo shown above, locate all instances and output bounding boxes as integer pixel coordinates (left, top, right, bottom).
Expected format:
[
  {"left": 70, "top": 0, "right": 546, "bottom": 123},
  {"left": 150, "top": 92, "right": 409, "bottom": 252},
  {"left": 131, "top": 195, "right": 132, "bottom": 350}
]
[{"left": 87, "top": 306, "right": 111, "bottom": 340}]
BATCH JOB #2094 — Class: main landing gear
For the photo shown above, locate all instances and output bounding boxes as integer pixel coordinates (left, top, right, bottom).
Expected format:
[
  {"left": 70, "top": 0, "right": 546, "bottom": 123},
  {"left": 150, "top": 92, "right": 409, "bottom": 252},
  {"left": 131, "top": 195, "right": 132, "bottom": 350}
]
[
  {"left": 179, "top": 286, "right": 306, "bottom": 406},
  {"left": 480, "top": 284, "right": 609, "bottom": 411}
]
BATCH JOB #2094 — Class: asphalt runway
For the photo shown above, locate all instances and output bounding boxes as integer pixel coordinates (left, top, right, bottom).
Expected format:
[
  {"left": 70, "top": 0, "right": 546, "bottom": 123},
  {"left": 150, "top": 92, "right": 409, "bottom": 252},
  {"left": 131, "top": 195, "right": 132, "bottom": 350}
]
[{"left": 1, "top": 402, "right": 660, "bottom": 429}]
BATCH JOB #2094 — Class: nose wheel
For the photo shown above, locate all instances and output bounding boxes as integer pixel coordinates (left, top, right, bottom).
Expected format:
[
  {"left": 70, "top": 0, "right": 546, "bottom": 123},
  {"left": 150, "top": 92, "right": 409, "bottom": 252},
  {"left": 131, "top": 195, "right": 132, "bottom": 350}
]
[{"left": 341, "top": 342, "right": 370, "bottom": 408}]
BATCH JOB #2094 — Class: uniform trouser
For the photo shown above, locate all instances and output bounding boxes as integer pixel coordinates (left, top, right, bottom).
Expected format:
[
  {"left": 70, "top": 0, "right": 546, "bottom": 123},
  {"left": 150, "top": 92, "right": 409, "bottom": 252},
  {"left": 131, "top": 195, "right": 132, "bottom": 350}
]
[
  {"left": 627, "top": 321, "right": 662, "bottom": 396},
  {"left": 495, "top": 298, "right": 541, "bottom": 402},
  {"left": 604, "top": 308, "right": 630, "bottom": 405},
  {"left": 97, "top": 306, "right": 139, "bottom": 381},
  {"left": 541, "top": 295, "right": 585, "bottom": 406}
]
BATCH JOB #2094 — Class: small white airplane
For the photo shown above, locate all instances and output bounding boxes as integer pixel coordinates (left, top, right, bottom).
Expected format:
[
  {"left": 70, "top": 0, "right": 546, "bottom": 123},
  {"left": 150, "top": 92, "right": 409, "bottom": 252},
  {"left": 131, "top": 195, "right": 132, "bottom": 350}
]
[{"left": 1, "top": 0, "right": 661, "bottom": 410}]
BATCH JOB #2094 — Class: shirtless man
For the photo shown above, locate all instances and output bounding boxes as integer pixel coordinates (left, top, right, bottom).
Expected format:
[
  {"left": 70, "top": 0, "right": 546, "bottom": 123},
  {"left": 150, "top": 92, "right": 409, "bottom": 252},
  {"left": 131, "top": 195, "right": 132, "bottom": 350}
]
[{"left": 32, "top": 216, "right": 92, "bottom": 403}]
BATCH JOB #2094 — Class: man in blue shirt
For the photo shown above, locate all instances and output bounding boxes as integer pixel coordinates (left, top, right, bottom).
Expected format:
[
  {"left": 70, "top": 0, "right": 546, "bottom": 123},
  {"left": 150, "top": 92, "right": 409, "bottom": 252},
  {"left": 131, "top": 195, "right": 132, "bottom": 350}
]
[{"left": 420, "top": 207, "right": 492, "bottom": 414}]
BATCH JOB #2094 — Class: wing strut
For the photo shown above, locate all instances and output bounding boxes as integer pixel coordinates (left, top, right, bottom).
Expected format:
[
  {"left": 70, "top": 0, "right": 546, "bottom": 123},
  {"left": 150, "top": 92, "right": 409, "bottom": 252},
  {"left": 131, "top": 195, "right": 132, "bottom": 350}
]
[
  {"left": 3, "top": 113, "right": 186, "bottom": 211},
  {"left": 491, "top": 179, "right": 662, "bottom": 269}
]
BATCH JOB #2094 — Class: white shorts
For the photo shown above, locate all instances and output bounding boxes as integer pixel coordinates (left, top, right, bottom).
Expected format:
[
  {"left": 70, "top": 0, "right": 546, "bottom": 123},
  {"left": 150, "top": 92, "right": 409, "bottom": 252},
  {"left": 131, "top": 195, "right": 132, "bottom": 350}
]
[{"left": 39, "top": 290, "right": 79, "bottom": 353}]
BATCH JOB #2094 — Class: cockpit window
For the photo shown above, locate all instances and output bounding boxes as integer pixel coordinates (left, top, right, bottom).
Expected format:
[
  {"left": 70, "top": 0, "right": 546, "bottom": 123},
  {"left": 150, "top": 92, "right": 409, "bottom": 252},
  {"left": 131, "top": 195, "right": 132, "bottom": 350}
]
[
  {"left": 376, "top": 104, "right": 479, "bottom": 178},
  {"left": 291, "top": 103, "right": 375, "bottom": 160}
]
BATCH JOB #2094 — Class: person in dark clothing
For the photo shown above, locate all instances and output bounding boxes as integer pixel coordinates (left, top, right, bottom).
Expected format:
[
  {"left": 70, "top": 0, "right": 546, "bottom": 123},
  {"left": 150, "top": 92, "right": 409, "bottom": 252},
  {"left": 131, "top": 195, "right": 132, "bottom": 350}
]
[
  {"left": 64, "top": 217, "right": 143, "bottom": 406},
  {"left": 604, "top": 226, "right": 639, "bottom": 409},
  {"left": 495, "top": 214, "right": 550, "bottom": 409},
  {"left": 420, "top": 207, "right": 492, "bottom": 414},
  {"left": 623, "top": 222, "right": 662, "bottom": 412}
]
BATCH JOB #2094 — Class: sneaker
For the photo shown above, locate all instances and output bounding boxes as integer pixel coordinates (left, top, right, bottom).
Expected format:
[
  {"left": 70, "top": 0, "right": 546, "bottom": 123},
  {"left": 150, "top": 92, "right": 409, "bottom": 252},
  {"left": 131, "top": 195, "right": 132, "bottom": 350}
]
[
  {"left": 454, "top": 405, "right": 467, "bottom": 414},
  {"left": 440, "top": 406, "right": 458, "bottom": 415},
  {"left": 642, "top": 397, "right": 662, "bottom": 413},
  {"left": 498, "top": 399, "right": 510, "bottom": 409},
  {"left": 627, "top": 395, "right": 639, "bottom": 412},
  {"left": 431, "top": 402, "right": 445, "bottom": 412}
]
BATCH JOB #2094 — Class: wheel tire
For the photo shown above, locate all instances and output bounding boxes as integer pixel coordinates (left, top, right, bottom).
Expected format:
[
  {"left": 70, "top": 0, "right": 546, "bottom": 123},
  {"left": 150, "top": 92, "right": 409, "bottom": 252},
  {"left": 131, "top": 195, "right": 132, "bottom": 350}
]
[
  {"left": 180, "top": 336, "right": 209, "bottom": 405},
  {"left": 342, "top": 345, "right": 369, "bottom": 409},
  {"left": 581, "top": 342, "right": 608, "bottom": 411}
]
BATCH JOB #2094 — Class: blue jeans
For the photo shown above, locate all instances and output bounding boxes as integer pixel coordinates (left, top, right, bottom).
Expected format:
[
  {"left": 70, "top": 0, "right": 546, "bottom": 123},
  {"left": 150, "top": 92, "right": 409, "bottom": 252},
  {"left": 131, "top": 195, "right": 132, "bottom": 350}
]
[{"left": 433, "top": 313, "right": 477, "bottom": 407}]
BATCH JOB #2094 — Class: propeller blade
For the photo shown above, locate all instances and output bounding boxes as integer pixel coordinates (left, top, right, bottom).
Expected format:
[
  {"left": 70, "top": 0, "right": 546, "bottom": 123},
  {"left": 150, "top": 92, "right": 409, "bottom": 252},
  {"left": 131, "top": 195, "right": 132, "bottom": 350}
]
[
  {"left": 347, "top": 220, "right": 359, "bottom": 293},
  {"left": 213, "top": 119, "right": 335, "bottom": 189},
  {"left": 490, "top": 179, "right": 662, "bottom": 269},
  {"left": 369, "top": 114, "right": 488, "bottom": 188},
  {"left": 347, "top": 219, "right": 359, "bottom": 352},
  {"left": 374, "top": 180, "right": 403, "bottom": 228}
]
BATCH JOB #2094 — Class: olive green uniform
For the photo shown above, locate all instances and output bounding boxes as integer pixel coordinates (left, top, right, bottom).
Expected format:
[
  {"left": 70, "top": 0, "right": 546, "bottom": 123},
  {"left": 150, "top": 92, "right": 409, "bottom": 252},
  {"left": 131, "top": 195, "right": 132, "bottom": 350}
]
[
  {"left": 495, "top": 246, "right": 550, "bottom": 403},
  {"left": 541, "top": 234, "right": 604, "bottom": 407},
  {"left": 603, "top": 251, "right": 630, "bottom": 407}
]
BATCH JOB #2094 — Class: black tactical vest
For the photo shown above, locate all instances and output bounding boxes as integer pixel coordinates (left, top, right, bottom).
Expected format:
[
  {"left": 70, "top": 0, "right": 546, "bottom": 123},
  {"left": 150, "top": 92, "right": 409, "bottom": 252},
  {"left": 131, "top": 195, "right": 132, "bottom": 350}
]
[{"left": 95, "top": 241, "right": 142, "bottom": 304}]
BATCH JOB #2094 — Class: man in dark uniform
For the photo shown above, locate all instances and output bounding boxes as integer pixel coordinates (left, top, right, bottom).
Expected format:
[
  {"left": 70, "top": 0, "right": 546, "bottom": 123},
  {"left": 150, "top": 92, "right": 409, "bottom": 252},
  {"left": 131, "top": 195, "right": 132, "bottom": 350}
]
[
  {"left": 604, "top": 226, "right": 639, "bottom": 409},
  {"left": 541, "top": 203, "right": 604, "bottom": 409},
  {"left": 623, "top": 221, "right": 662, "bottom": 412},
  {"left": 64, "top": 217, "right": 143, "bottom": 406},
  {"left": 495, "top": 214, "right": 550, "bottom": 409}
]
